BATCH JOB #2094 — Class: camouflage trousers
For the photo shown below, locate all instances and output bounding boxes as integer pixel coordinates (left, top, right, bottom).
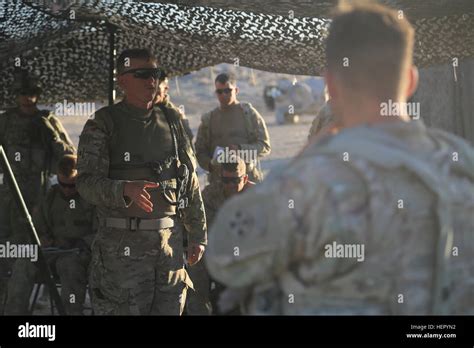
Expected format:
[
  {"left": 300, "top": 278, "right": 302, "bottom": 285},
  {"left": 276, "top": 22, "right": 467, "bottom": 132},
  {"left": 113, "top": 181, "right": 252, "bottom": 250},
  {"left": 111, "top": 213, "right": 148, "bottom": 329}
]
[
  {"left": 90, "top": 224, "right": 192, "bottom": 315},
  {"left": 4, "top": 251, "right": 90, "bottom": 315},
  {"left": 186, "top": 254, "right": 212, "bottom": 315}
]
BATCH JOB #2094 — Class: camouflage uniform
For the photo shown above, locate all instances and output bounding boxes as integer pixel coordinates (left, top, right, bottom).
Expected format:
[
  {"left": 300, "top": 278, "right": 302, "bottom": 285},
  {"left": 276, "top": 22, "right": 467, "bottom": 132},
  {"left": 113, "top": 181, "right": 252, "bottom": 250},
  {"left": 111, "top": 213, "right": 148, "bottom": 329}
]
[
  {"left": 195, "top": 103, "right": 271, "bottom": 184},
  {"left": 77, "top": 100, "right": 207, "bottom": 315},
  {"left": 4, "top": 185, "right": 96, "bottom": 315},
  {"left": 0, "top": 108, "right": 74, "bottom": 314},
  {"left": 307, "top": 101, "right": 334, "bottom": 141},
  {"left": 187, "top": 182, "right": 253, "bottom": 315},
  {"left": 206, "top": 120, "right": 474, "bottom": 315}
]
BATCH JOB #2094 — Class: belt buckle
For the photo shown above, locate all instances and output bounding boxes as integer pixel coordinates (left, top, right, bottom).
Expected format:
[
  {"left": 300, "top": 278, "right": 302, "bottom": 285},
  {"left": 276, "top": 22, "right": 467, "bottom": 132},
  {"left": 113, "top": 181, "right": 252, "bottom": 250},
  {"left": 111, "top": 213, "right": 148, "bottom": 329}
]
[{"left": 128, "top": 217, "right": 140, "bottom": 231}]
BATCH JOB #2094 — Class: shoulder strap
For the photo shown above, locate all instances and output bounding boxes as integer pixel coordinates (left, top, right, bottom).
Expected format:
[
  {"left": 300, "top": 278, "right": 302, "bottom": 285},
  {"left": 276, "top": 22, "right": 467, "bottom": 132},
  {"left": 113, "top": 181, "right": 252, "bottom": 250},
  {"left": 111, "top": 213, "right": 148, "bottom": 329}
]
[
  {"left": 208, "top": 107, "right": 219, "bottom": 145},
  {"left": 240, "top": 102, "right": 258, "bottom": 142}
]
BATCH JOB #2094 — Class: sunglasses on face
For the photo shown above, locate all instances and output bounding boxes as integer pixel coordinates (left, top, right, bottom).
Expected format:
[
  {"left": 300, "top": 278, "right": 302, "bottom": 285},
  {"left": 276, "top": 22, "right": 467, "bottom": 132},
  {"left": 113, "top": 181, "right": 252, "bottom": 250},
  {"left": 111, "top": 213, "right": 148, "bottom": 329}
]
[
  {"left": 58, "top": 180, "right": 76, "bottom": 189},
  {"left": 215, "top": 88, "right": 234, "bottom": 95},
  {"left": 221, "top": 175, "right": 245, "bottom": 184},
  {"left": 121, "top": 68, "right": 164, "bottom": 80}
]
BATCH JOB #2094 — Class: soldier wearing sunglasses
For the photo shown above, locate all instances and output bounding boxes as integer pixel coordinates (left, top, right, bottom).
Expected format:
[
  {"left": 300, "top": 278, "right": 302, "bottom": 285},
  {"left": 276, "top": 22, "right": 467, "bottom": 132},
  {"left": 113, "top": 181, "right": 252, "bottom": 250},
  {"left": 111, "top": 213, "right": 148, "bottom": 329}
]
[
  {"left": 187, "top": 155, "right": 254, "bottom": 315},
  {"left": 195, "top": 73, "right": 271, "bottom": 185},
  {"left": 76, "top": 49, "right": 207, "bottom": 315}
]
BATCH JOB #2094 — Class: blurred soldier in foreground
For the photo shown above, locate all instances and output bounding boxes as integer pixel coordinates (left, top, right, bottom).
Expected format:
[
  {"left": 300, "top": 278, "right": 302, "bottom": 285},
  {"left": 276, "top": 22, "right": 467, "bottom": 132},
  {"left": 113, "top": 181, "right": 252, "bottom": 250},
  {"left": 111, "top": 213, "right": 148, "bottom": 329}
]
[
  {"left": 77, "top": 49, "right": 207, "bottom": 315},
  {"left": 206, "top": 2, "right": 474, "bottom": 315},
  {"left": 0, "top": 76, "right": 75, "bottom": 314},
  {"left": 4, "top": 155, "right": 96, "bottom": 315},
  {"left": 186, "top": 156, "right": 254, "bottom": 315},
  {"left": 195, "top": 73, "right": 271, "bottom": 184}
]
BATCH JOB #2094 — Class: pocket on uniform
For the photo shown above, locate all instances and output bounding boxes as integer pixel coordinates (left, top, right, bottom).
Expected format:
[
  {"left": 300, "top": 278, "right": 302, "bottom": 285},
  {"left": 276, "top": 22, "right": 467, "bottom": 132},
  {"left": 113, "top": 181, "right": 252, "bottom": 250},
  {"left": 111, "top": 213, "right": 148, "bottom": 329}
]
[{"left": 89, "top": 241, "right": 128, "bottom": 305}]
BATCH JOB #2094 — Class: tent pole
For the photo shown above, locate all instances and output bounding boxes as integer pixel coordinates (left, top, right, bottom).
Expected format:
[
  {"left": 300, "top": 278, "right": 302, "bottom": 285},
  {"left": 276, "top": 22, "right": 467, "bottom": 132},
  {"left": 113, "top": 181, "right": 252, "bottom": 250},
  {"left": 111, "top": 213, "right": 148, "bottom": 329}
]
[{"left": 106, "top": 23, "right": 117, "bottom": 106}]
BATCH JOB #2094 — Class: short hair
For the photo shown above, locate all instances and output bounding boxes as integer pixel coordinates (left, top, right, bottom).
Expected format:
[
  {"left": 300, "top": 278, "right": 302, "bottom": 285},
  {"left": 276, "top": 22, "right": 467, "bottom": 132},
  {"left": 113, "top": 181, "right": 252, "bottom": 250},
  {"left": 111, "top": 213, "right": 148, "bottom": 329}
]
[
  {"left": 325, "top": 1, "right": 415, "bottom": 101},
  {"left": 221, "top": 155, "right": 246, "bottom": 175},
  {"left": 215, "top": 73, "right": 236, "bottom": 86},
  {"left": 116, "top": 49, "right": 157, "bottom": 74},
  {"left": 58, "top": 154, "right": 77, "bottom": 178}
]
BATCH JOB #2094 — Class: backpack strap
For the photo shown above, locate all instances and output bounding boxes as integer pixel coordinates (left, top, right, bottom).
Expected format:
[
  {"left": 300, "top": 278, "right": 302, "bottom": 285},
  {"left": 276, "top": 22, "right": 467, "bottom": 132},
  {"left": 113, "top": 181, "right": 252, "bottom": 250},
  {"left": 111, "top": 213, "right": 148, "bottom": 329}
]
[{"left": 240, "top": 102, "right": 258, "bottom": 143}]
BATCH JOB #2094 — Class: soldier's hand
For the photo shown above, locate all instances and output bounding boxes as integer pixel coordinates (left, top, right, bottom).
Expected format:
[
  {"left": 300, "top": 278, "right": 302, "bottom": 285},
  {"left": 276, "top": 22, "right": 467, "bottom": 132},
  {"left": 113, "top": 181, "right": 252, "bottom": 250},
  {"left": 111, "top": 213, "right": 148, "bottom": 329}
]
[
  {"left": 187, "top": 243, "right": 205, "bottom": 266},
  {"left": 123, "top": 181, "right": 159, "bottom": 213}
]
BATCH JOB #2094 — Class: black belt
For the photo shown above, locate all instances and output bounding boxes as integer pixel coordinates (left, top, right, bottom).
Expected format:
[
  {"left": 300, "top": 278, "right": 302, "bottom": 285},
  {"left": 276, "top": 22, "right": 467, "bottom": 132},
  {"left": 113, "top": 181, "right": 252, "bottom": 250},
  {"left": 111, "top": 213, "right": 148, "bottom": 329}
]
[{"left": 100, "top": 216, "right": 175, "bottom": 231}]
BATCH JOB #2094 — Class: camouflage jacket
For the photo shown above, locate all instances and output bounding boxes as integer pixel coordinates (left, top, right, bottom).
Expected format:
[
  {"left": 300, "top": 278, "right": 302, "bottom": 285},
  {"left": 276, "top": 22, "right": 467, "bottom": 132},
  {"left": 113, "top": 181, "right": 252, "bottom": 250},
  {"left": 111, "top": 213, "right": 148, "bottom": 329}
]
[
  {"left": 206, "top": 120, "right": 474, "bottom": 315},
  {"left": 0, "top": 108, "right": 75, "bottom": 203}
]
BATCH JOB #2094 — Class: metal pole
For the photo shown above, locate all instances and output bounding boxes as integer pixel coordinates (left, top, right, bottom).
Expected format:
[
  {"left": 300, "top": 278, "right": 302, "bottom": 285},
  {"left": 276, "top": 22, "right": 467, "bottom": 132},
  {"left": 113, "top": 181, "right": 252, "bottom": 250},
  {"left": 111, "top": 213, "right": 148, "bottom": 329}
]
[
  {"left": 0, "top": 146, "right": 66, "bottom": 315},
  {"left": 107, "top": 23, "right": 117, "bottom": 106}
]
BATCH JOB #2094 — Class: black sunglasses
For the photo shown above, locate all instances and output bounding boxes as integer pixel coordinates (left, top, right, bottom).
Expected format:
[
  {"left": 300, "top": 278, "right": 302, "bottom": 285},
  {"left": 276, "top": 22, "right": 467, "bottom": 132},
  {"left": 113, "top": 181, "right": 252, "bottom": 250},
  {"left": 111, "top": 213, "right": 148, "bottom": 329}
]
[
  {"left": 121, "top": 68, "right": 164, "bottom": 80},
  {"left": 221, "top": 175, "right": 245, "bottom": 184},
  {"left": 215, "top": 88, "right": 234, "bottom": 95},
  {"left": 58, "top": 179, "right": 76, "bottom": 189}
]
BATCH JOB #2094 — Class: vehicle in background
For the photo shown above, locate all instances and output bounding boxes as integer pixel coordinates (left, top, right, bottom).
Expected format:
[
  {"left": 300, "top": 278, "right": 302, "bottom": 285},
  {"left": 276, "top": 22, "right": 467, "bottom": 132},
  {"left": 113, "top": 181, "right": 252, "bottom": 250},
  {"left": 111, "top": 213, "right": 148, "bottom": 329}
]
[{"left": 263, "top": 77, "right": 325, "bottom": 124}]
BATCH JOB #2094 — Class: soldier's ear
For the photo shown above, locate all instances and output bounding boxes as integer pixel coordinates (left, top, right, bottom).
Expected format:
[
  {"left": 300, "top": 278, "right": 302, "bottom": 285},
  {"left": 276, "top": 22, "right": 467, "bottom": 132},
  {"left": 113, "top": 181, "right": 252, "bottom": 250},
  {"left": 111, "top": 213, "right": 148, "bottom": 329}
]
[
  {"left": 117, "top": 74, "right": 126, "bottom": 90},
  {"left": 405, "top": 65, "right": 419, "bottom": 99},
  {"left": 323, "top": 68, "right": 337, "bottom": 100}
]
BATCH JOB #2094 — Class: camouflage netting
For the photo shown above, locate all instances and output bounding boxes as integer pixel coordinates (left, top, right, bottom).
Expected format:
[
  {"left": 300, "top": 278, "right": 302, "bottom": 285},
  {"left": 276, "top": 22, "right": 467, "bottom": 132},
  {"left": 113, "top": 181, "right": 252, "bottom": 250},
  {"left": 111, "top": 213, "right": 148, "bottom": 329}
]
[{"left": 0, "top": 0, "right": 473, "bottom": 105}]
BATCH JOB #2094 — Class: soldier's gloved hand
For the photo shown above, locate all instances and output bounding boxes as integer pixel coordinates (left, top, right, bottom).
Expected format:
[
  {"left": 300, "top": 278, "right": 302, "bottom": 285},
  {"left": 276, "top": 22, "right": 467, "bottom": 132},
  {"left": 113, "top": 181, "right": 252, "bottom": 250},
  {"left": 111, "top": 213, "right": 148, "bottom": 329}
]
[
  {"left": 123, "top": 181, "right": 159, "bottom": 213},
  {"left": 187, "top": 243, "right": 205, "bottom": 266}
]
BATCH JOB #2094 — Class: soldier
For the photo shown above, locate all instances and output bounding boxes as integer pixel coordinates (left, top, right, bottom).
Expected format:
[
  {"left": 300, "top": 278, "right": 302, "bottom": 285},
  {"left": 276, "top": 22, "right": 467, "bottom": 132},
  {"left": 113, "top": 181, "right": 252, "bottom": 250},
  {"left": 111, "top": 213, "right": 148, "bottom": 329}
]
[
  {"left": 76, "top": 48, "right": 207, "bottom": 315},
  {"left": 0, "top": 76, "right": 75, "bottom": 314},
  {"left": 154, "top": 76, "right": 194, "bottom": 143},
  {"left": 195, "top": 73, "right": 271, "bottom": 184},
  {"left": 206, "top": 2, "right": 474, "bottom": 315},
  {"left": 4, "top": 155, "right": 96, "bottom": 315},
  {"left": 186, "top": 156, "right": 254, "bottom": 315}
]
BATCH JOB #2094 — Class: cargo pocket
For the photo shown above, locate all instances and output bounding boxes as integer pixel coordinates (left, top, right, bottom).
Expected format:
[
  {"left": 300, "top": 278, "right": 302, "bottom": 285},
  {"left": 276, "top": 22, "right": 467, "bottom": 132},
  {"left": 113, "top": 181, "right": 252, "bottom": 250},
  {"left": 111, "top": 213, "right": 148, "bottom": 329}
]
[{"left": 89, "top": 241, "right": 129, "bottom": 315}]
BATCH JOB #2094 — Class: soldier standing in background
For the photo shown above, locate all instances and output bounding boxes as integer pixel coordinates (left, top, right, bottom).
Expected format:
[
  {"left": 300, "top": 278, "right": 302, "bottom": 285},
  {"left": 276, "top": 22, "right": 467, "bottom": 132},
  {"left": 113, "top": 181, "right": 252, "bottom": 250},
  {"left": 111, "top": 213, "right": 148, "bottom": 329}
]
[
  {"left": 195, "top": 73, "right": 271, "bottom": 185},
  {"left": 206, "top": 2, "right": 474, "bottom": 315},
  {"left": 77, "top": 48, "right": 207, "bottom": 315},
  {"left": 0, "top": 76, "right": 75, "bottom": 314}
]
